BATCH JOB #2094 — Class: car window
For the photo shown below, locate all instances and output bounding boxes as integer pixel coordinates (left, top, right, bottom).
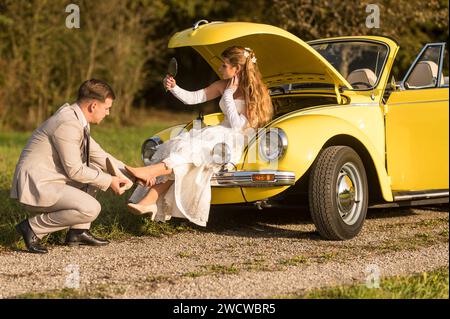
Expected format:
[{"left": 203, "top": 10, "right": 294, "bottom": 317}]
[
  {"left": 404, "top": 45, "right": 444, "bottom": 89},
  {"left": 311, "top": 41, "right": 388, "bottom": 90}
]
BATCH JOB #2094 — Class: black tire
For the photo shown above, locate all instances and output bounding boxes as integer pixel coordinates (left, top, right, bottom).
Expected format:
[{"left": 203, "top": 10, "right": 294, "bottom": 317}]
[{"left": 308, "top": 146, "right": 368, "bottom": 240}]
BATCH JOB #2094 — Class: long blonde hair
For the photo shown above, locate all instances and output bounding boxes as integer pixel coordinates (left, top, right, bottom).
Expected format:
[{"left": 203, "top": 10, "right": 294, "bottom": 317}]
[{"left": 221, "top": 46, "right": 273, "bottom": 128}]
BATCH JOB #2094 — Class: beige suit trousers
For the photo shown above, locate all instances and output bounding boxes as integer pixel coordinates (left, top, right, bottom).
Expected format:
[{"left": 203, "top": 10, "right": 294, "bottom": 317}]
[{"left": 25, "top": 184, "right": 101, "bottom": 239}]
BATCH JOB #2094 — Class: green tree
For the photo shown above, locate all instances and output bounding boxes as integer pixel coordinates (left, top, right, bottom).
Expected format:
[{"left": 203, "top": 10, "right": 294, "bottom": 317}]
[
  {"left": 0, "top": 0, "right": 447, "bottom": 130},
  {"left": 262, "top": 0, "right": 449, "bottom": 77}
]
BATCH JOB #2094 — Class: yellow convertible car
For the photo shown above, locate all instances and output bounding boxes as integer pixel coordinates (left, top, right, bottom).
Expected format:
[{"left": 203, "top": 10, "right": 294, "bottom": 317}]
[{"left": 140, "top": 21, "right": 449, "bottom": 240}]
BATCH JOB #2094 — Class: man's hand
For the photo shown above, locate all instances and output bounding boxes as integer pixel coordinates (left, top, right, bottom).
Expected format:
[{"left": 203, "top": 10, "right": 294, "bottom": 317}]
[
  {"left": 117, "top": 171, "right": 133, "bottom": 191},
  {"left": 110, "top": 176, "right": 129, "bottom": 195},
  {"left": 121, "top": 177, "right": 134, "bottom": 191}
]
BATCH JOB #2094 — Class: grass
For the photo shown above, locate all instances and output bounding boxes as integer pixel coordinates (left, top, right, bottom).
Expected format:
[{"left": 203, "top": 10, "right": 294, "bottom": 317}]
[
  {"left": 316, "top": 252, "right": 336, "bottom": 263},
  {"left": 12, "top": 287, "right": 111, "bottom": 299},
  {"left": 439, "top": 229, "right": 449, "bottom": 237},
  {"left": 375, "top": 228, "right": 448, "bottom": 254},
  {"left": 202, "top": 264, "right": 240, "bottom": 275},
  {"left": 14, "top": 266, "right": 449, "bottom": 299},
  {"left": 183, "top": 271, "right": 204, "bottom": 278},
  {"left": 10, "top": 284, "right": 129, "bottom": 299},
  {"left": 182, "top": 263, "right": 240, "bottom": 278},
  {"left": 278, "top": 267, "right": 449, "bottom": 299},
  {"left": 242, "top": 258, "right": 276, "bottom": 272},
  {"left": 0, "top": 114, "right": 196, "bottom": 249},
  {"left": 278, "top": 255, "right": 308, "bottom": 266},
  {"left": 377, "top": 216, "right": 449, "bottom": 231},
  {"left": 177, "top": 251, "right": 194, "bottom": 258}
]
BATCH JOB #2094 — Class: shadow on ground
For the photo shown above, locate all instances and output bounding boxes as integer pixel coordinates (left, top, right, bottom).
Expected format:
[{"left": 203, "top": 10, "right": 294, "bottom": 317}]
[
  {"left": 3, "top": 181, "right": 448, "bottom": 249},
  {"left": 193, "top": 203, "right": 449, "bottom": 240},
  {"left": 199, "top": 204, "right": 321, "bottom": 240}
]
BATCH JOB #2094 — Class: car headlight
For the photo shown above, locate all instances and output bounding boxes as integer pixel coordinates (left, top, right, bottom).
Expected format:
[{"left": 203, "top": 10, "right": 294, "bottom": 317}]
[
  {"left": 141, "top": 136, "right": 162, "bottom": 165},
  {"left": 259, "top": 128, "right": 288, "bottom": 161}
]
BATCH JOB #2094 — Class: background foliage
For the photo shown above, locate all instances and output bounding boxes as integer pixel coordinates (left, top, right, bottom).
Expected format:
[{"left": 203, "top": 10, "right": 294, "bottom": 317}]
[{"left": 0, "top": 0, "right": 448, "bottom": 130}]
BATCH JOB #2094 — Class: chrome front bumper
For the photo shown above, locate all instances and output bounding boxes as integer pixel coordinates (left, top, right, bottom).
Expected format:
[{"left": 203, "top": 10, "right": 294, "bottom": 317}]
[{"left": 211, "top": 170, "right": 296, "bottom": 187}]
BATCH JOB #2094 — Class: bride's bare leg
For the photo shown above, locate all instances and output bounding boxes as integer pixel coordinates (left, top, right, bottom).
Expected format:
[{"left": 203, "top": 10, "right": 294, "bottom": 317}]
[
  {"left": 126, "top": 162, "right": 173, "bottom": 185},
  {"left": 138, "top": 180, "right": 174, "bottom": 205}
]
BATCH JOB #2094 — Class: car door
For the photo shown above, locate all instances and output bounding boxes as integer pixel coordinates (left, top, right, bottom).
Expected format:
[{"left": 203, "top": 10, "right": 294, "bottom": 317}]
[{"left": 384, "top": 43, "right": 449, "bottom": 194}]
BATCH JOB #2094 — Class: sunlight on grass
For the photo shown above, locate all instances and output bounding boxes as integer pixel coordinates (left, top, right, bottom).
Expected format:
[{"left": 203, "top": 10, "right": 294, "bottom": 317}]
[{"left": 278, "top": 267, "right": 449, "bottom": 299}]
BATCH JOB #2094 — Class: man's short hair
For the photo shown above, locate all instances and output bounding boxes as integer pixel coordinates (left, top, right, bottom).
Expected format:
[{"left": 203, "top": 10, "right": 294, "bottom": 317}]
[{"left": 77, "top": 79, "right": 115, "bottom": 103}]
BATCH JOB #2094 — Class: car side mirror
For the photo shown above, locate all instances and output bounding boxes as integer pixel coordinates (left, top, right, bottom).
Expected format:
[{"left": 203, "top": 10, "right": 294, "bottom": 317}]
[{"left": 390, "top": 75, "right": 401, "bottom": 91}]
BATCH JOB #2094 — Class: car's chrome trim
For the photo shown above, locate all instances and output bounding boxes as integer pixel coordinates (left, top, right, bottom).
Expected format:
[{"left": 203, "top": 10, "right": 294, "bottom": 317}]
[
  {"left": 211, "top": 170, "right": 296, "bottom": 187},
  {"left": 193, "top": 19, "right": 209, "bottom": 30},
  {"left": 393, "top": 189, "right": 449, "bottom": 201},
  {"left": 336, "top": 162, "right": 363, "bottom": 226},
  {"left": 387, "top": 99, "right": 449, "bottom": 106},
  {"left": 349, "top": 102, "right": 380, "bottom": 106},
  {"left": 438, "top": 43, "right": 446, "bottom": 87},
  {"left": 370, "top": 197, "right": 448, "bottom": 209}
]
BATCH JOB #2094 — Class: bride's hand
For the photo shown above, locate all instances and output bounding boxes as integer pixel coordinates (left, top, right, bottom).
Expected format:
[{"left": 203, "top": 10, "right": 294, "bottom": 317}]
[
  {"left": 137, "top": 176, "right": 156, "bottom": 187},
  {"left": 226, "top": 75, "right": 239, "bottom": 92},
  {"left": 140, "top": 176, "right": 156, "bottom": 187},
  {"left": 163, "top": 75, "right": 176, "bottom": 90}
]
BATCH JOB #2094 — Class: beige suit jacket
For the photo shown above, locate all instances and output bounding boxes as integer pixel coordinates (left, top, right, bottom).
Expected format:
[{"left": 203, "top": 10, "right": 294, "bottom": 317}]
[{"left": 10, "top": 103, "right": 125, "bottom": 207}]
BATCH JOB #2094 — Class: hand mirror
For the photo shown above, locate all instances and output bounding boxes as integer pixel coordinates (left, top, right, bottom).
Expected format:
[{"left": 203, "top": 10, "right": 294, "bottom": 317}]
[{"left": 167, "top": 57, "right": 178, "bottom": 77}]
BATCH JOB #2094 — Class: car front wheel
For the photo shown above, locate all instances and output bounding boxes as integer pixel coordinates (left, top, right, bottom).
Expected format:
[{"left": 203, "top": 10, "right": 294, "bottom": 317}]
[{"left": 308, "top": 146, "right": 368, "bottom": 240}]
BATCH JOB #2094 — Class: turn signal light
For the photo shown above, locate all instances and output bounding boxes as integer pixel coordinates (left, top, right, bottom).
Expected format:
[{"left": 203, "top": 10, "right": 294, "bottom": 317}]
[{"left": 252, "top": 174, "right": 275, "bottom": 182}]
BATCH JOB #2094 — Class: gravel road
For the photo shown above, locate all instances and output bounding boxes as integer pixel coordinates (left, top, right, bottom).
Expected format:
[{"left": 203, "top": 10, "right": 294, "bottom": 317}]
[{"left": 0, "top": 205, "right": 448, "bottom": 298}]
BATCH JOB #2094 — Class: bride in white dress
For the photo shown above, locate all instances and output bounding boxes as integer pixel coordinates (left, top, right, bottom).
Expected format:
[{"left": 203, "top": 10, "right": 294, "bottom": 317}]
[{"left": 125, "top": 46, "right": 273, "bottom": 226}]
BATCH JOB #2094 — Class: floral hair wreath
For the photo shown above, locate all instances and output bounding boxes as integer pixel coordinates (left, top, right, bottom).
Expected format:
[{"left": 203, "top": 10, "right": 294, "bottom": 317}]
[{"left": 243, "top": 47, "right": 257, "bottom": 64}]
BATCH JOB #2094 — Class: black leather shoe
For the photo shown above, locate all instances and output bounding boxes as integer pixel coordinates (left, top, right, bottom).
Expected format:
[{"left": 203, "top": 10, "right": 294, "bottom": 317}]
[
  {"left": 65, "top": 229, "right": 109, "bottom": 246},
  {"left": 15, "top": 220, "right": 48, "bottom": 254}
]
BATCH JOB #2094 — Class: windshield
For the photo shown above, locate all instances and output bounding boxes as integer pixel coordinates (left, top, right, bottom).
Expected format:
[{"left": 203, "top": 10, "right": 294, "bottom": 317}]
[{"left": 310, "top": 41, "right": 388, "bottom": 90}]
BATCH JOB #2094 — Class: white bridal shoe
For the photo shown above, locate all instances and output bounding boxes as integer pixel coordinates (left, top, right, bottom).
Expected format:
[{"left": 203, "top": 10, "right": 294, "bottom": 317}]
[
  {"left": 127, "top": 203, "right": 158, "bottom": 220},
  {"left": 106, "top": 157, "right": 133, "bottom": 191}
]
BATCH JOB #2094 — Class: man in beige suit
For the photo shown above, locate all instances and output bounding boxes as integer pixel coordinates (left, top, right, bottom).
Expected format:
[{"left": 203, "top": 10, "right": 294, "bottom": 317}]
[{"left": 11, "top": 79, "right": 132, "bottom": 253}]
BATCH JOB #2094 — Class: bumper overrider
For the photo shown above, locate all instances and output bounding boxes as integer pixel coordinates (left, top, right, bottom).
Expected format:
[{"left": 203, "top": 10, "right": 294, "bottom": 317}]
[{"left": 211, "top": 170, "right": 296, "bottom": 187}]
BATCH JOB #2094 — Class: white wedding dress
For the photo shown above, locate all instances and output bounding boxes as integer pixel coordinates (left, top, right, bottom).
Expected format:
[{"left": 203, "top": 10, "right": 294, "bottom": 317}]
[{"left": 133, "top": 94, "right": 249, "bottom": 226}]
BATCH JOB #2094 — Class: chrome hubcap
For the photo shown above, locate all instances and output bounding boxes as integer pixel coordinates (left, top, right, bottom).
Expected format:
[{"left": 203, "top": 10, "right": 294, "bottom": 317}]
[{"left": 336, "top": 162, "right": 363, "bottom": 225}]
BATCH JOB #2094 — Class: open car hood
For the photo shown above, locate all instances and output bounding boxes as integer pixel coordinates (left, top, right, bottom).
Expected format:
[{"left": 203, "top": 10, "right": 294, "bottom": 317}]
[{"left": 168, "top": 21, "right": 352, "bottom": 89}]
